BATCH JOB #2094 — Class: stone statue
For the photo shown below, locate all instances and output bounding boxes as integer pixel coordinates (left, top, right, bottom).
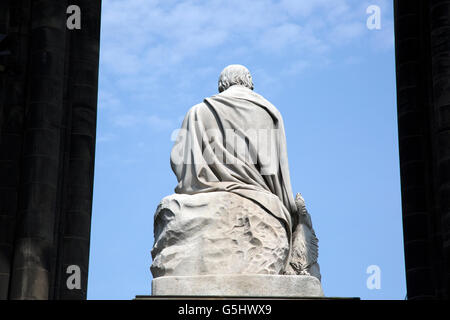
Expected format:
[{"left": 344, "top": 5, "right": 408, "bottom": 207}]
[{"left": 151, "top": 65, "right": 322, "bottom": 296}]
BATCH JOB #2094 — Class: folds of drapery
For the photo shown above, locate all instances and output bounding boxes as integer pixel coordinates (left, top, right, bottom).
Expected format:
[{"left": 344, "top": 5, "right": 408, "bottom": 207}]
[{"left": 170, "top": 86, "right": 298, "bottom": 244}]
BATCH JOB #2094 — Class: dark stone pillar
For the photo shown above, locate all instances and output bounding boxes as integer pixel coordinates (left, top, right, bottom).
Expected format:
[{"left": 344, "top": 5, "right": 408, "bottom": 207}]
[
  {"left": 0, "top": 0, "right": 101, "bottom": 300},
  {"left": 0, "top": 0, "right": 32, "bottom": 300},
  {"left": 51, "top": 0, "right": 101, "bottom": 300},
  {"left": 394, "top": 0, "right": 450, "bottom": 299}
]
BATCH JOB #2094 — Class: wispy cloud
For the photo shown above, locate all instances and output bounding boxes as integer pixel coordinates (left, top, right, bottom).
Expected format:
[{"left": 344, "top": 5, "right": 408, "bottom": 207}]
[
  {"left": 96, "top": 132, "right": 117, "bottom": 143},
  {"left": 100, "top": 0, "right": 391, "bottom": 77},
  {"left": 98, "top": 0, "right": 394, "bottom": 132}
]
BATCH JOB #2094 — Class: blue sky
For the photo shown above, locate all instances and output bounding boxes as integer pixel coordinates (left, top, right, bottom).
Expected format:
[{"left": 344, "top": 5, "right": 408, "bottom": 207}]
[{"left": 87, "top": 0, "right": 405, "bottom": 300}]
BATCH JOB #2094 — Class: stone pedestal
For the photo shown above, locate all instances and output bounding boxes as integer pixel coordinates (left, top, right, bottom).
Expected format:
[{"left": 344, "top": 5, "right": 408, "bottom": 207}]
[{"left": 152, "top": 275, "right": 324, "bottom": 297}]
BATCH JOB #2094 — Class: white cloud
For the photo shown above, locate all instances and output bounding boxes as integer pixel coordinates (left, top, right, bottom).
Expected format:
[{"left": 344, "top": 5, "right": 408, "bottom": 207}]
[
  {"left": 98, "top": 89, "right": 121, "bottom": 110},
  {"left": 96, "top": 133, "right": 116, "bottom": 143},
  {"left": 98, "top": 0, "right": 394, "bottom": 132},
  {"left": 280, "top": 0, "right": 349, "bottom": 18},
  {"left": 101, "top": 0, "right": 393, "bottom": 76},
  {"left": 259, "top": 23, "right": 328, "bottom": 54},
  {"left": 330, "top": 21, "right": 366, "bottom": 44},
  {"left": 284, "top": 60, "right": 311, "bottom": 75}
]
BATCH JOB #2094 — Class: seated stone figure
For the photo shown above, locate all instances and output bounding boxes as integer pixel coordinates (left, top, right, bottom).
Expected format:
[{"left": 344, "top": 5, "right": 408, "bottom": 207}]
[{"left": 151, "top": 65, "right": 321, "bottom": 292}]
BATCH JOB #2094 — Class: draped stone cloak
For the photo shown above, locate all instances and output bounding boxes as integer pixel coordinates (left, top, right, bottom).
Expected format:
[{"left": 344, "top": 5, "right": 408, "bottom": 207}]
[{"left": 170, "top": 85, "right": 297, "bottom": 245}]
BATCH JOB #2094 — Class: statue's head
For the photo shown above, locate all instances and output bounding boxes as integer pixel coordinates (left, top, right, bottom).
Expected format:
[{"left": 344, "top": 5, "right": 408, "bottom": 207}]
[{"left": 218, "top": 64, "right": 254, "bottom": 93}]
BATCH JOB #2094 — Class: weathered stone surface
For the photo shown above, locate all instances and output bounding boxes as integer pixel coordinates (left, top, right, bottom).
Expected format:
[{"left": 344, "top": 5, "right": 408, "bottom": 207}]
[
  {"left": 151, "top": 192, "right": 290, "bottom": 278},
  {"left": 152, "top": 274, "right": 324, "bottom": 297}
]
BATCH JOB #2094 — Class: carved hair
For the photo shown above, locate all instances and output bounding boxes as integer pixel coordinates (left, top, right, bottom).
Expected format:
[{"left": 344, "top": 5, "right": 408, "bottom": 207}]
[{"left": 218, "top": 64, "right": 254, "bottom": 93}]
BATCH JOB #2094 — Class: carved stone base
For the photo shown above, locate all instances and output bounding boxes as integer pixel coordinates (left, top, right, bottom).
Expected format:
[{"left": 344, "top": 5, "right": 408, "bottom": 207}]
[
  {"left": 151, "top": 192, "right": 290, "bottom": 278},
  {"left": 152, "top": 274, "right": 324, "bottom": 297}
]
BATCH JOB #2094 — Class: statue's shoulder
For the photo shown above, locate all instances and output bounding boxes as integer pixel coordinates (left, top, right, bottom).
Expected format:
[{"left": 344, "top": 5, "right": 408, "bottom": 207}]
[
  {"left": 250, "top": 91, "right": 284, "bottom": 120},
  {"left": 186, "top": 102, "right": 208, "bottom": 116},
  {"left": 182, "top": 101, "right": 218, "bottom": 125}
]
